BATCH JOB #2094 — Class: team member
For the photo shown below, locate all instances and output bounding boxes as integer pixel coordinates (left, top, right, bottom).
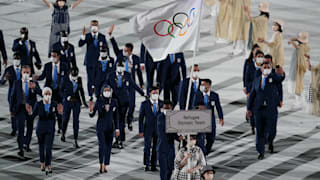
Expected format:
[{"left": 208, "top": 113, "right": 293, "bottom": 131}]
[
  {"left": 52, "top": 31, "right": 77, "bottom": 70},
  {"left": 243, "top": 44, "right": 260, "bottom": 96},
  {"left": 179, "top": 64, "right": 202, "bottom": 110},
  {"left": 0, "top": 29, "right": 8, "bottom": 73},
  {"left": 10, "top": 65, "right": 42, "bottom": 156},
  {"left": 244, "top": 2, "right": 269, "bottom": 51},
  {"left": 94, "top": 46, "right": 115, "bottom": 98},
  {"left": 157, "top": 100, "right": 177, "bottom": 180},
  {"left": 35, "top": 50, "right": 68, "bottom": 134},
  {"left": 89, "top": 84, "right": 120, "bottom": 173},
  {"left": 139, "top": 85, "right": 162, "bottom": 171},
  {"left": 42, "top": 0, "right": 83, "bottom": 55},
  {"left": 108, "top": 24, "right": 144, "bottom": 131},
  {"left": 140, "top": 43, "right": 159, "bottom": 95},
  {"left": 194, "top": 79, "right": 224, "bottom": 155},
  {"left": 247, "top": 62, "right": 284, "bottom": 159},
  {"left": 1, "top": 53, "right": 22, "bottom": 136},
  {"left": 27, "top": 87, "right": 63, "bottom": 174},
  {"left": 79, "top": 20, "right": 109, "bottom": 100},
  {"left": 158, "top": 53, "right": 186, "bottom": 109},
  {"left": 12, "top": 27, "right": 42, "bottom": 74},
  {"left": 106, "top": 61, "right": 145, "bottom": 148},
  {"left": 259, "top": 19, "right": 285, "bottom": 68},
  {"left": 60, "top": 67, "right": 87, "bottom": 148}
]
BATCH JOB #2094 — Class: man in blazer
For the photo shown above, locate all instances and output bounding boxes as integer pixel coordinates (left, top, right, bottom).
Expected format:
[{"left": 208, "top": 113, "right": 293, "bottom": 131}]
[{"left": 0, "top": 29, "right": 8, "bottom": 74}]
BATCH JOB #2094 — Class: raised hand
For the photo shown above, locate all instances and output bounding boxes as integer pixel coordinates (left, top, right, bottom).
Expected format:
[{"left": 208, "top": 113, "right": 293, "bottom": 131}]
[
  {"left": 82, "top": 26, "right": 86, "bottom": 35},
  {"left": 89, "top": 100, "right": 94, "bottom": 112},
  {"left": 108, "top": 24, "right": 114, "bottom": 36}
]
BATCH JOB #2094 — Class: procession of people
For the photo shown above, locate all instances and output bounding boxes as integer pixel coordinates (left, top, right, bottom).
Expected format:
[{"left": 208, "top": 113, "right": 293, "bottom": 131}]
[{"left": 0, "top": 0, "right": 319, "bottom": 180}]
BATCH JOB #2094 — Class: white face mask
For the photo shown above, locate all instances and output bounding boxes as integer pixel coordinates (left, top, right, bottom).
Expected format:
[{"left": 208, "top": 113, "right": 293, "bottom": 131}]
[
  {"left": 263, "top": 69, "right": 272, "bottom": 75},
  {"left": 117, "top": 66, "right": 125, "bottom": 73},
  {"left": 100, "top": 52, "right": 108, "bottom": 58},
  {"left": 61, "top": 37, "right": 68, "bottom": 43},
  {"left": 43, "top": 95, "right": 52, "bottom": 103},
  {"left": 122, "top": 50, "right": 129, "bottom": 57},
  {"left": 13, "top": 60, "right": 21, "bottom": 67},
  {"left": 200, "top": 85, "right": 206, "bottom": 92},
  {"left": 91, "top": 26, "right": 98, "bottom": 33},
  {"left": 70, "top": 75, "right": 77, "bottom": 81},
  {"left": 51, "top": 57, "right": 58, "bottom": 63},
  {"left": 151, "top": 94, "right": 159, "bottom": 101},
  {"left": 103, "top": 91, "right": 112, "bottom": 98},
  {"left": 22, "top": 73, "right": 30, "bottom": 81},
  {"left": 189, "top": 139, "right": 196, "bottom": 147},
  {"left": 256, "top": 57, "right": 264, "bottom": 64},
  {"left": 193, "top": 71, "right": 199, "bottom": 78}
]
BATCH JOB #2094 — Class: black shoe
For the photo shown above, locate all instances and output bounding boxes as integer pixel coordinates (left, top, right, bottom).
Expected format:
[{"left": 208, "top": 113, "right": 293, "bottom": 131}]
[
  {"left": 41, "top": 167, "right": 45, "bottom": 172},
  {"left": 128, "top": 123, "right": 133, "bottom": 131},
  {"left": 112, "top": 141, "right": 119, "bottom": 148},
  {"left": 104, "top": 168, "right": 108, "bottom": 173},
  {"left": 10, "top": 130, "right": 16, "bottom": 136},
  {"left": 144, "top": 166, "right": 150, "bottom": 172},
  {"left": 258, "top": 153, "right": 264, "bottom": 160},
  {"left": 251, "top": 127, "right": 255, "bottom": 135},
  {"left": 99, "top": 168, "right": 104, "bottom": 174},
  {"left": 18, "top": 150, "right": 24, "bottom": 157},
  {"left": 25, "top": 145, "right": 32, "bottom": 152},
  {"left": 269, "top": 144, "right": 274, "bottom": 154},
  {"left": 118, "top": 142, "right": 124, "bottom": 149},
  {"left": 57, "top": 129, "right": 61, "bottom": 134},
  {"left": 61, "top": 134, "right": 66, "bottom": 142},
  {"left": 74, "top": 140, "right": 80, "bottom": 149},
  {"left": 151, "top": 166, "right": 158, "bottom": 172}
]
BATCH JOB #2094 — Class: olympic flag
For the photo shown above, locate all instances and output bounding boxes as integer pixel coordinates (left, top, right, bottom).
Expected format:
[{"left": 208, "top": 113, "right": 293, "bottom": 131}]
[{"left": 130, "top": 0, "right": 203, "bottom": 61}]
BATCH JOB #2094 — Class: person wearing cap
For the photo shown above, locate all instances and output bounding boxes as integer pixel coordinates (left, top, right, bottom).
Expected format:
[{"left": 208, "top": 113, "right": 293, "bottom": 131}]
[
  {"left": 42, "top": 0, "right": 83, "bottom": 55},
  {"left": 26, "top": 87, "right": 63, "bottom": 175},
  {"left": 89, "top": 84, "right": 120, "bottom": 173},
  {"left": 141, "top": 43, "right": 159, "bottom": 96},
  {"left": 10, "top": 65, "right": 42, "bottom": 157},
  {"left": 79, "top": 20, "right": 109, "bottom": 101},
  {"left": 34, "top": 50, "right": 68, "bottom": 134},
  {"left": 179, "top": 64, "right": 202, "bottom": 110},
  {"left": 1, "top": 53, "right": 23, "bottom": 136},
  {"left": 173, "top": 135, "right": 206, "bottom": 180},
  {"left": 259, "top": 19, "right": 285, "bottom": 68},
  {"left": 229, "top": 0, "right": 251, "bottom": 55},
  {"left": 157, "top": 53, "right": 187, "bottom": 109},
  {"left": 194, "top": 79, "right": 224, "bottom": 155},
  {"left": 60, "top": 66, "right": 87, "bottom": 148},
  {"left": 201, "top": 165, "right": 215, "bottom": 180},
  {"left": 52, "top": 31, "right": 77, "bottom": 70},
  {"left": 139, "top": 84, "right": 163, "bottom": 172},
  {"left": 12, "top": 27, "right": 42, "bottom": 75},
  {"left": 246, "top": 62, "right": 284, "bottom": 160},
  {"left": 157, "top": 100, "right": 178, "bottom": 180},
  {"left": 105, "top": 60, "right": 145, "bottom": 149},
  {"left": 244, "top": 2, "right": 269, "bottom": 51},
  {"left": 108, "top": 24, "right": 144, "bottom": 131},
  {"left": 0, "top": 29, "right": 8, "bottom": 72},
  {"left": 288, "top": 32, "right": 311, "bottom": 106},
  {"left": 94, "top": 46, "right": 115, "bottom": 98}
]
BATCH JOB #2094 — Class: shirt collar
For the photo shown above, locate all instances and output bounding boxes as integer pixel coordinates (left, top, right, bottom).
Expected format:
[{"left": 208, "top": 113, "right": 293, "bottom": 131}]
[
  {"left": 150, "top": 98, "right": 158, "bottom": 104},
  {"left": 116, "top": 71, "right": 123, "bottom": 76},
  {"left": 91, "top": 32, "right": 99, "bottom": 37},
  {"left": 203, "top": 91, "right": 210, "bottom": 96}
]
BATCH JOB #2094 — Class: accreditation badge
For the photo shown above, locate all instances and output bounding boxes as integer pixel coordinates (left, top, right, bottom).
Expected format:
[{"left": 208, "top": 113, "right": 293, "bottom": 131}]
[
  {"left": 126, "top": 81, "right": 129, "bottom": 86},
  {"left": 109, "top": 63, "right": 112, "bottom": 68},
  {"left": 269, "top": 78, "right": 273, "bottom": 83},
  {"left": 177, "top": 58, "right": 181, "bottom": 63}
]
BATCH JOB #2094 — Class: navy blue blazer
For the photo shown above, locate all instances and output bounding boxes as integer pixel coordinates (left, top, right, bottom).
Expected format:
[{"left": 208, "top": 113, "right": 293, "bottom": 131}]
[
  {"left": 89, "top": 97, "right": 119, "bottom": 132},
  {"left": 157, "top": 53, "right": 187, "bottom": 85},
  {"left": 179, "top": 78, "right": 202, "bottom": 110},
  {"left": 247, "top": 73, "right": 283, "bottom": 113},
  {"left": 194, "top": 91, "right": 224, "bottom": 129},
  {"left": 139, "top": 99, "right": 163, "bottom": 135},
  {"left": 156, "top": 113, "right": 177, "bottom": 153},
  {"left": 140, "top": 43, "right": 157, "bottom": 70},
  {"left": 1, "top": 65, "right": 19, "bottom": 87},
  {"left": 244, "top": 60, "right": 257, "bottom": 94},
  {"left": 31, "top": 101, "right": 58, "bottom": 134},
  {"left": 95, "top": 57, "right": 115, "bottom": 96},
  {"left": 60, "top": 76, "right": 86, "bottom": 105},
  {"left": 110, "top": 37, "right": 144, "bottom": 87},
  {"left": 78, "top": 33, "right": 109, "bottom": 67},
  {"left": 52, "top": 41, "right": 77, "bottom": 69},
  {"left": 0, "top": 30, "right": 7, "bottom": 73},
  {"left": 106, "top": 71, "right": 144, "bottom": 105},
  {"left": 12, "top": 38, "right": 41, "bottom": 69},
  {"left": 10, "top": 80, "right": 42, "bottom": 113},
  {"left": 38, "top": 62, "right": 68, "bottom": 89}
]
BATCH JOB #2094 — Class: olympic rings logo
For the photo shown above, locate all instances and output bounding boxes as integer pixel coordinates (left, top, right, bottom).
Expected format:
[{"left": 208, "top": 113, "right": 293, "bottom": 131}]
[{"left": 153, "top": 8, "right": 196, "bottom": 38}]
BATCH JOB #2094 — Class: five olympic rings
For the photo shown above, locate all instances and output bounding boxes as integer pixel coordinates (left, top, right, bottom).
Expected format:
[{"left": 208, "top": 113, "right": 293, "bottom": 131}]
[{"left": 153, "top": 8, "right": 196, "bottom": 38}]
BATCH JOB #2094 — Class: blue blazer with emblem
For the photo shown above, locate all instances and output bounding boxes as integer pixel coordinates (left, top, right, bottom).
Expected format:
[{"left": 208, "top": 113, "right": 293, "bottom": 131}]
[
  {"left": 139, "top": 99, "right": 163, "bottom": 136},
  {"left": 52, "top": 41, "right": 77, "bottom": 69},
  {"left": 12, "top": 38, "right": 42, "bottom": 69},
  {"left": 31, "top": 101, "right": 58, "bottom": 134}
]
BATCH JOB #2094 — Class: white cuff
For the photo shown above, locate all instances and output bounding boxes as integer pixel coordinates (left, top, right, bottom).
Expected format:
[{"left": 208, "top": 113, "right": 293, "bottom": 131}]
[
  {"left": 67, "top": 96, "right": 71, "bottom": 101},
  {"left": 80, "top": 35, "right": 85, "bottom": 40},
  {"left": 19, "top": 41, "right": 23, "bottom": 45}
]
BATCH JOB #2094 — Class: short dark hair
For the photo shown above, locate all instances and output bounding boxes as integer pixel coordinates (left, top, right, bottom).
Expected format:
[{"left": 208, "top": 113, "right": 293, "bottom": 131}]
[
  {"left": 21, "top": 65, "right": 31, "bottom": 70},
  {"left": 202, "top": 79, "right": 212, "bottom": 85},
  {"left": 274, "top": 22, "right": 283, "bottom": 33},
  {"left": 20, "top": 27, "right": 28, "bottom": 33},
  {"left": 51, "top": 49, "right": 61, "bottom": 56},
  {"left": 125, "top": 43, "right": 134, "bottom": 51},
  {"left": 60, "top": 30, "right": 68, "bottom": 37},
  {"left": 163, "top": 99, "right": 172, "bottom": 106},
  {"left": 255, "top": 50, "right": 264, "bottom": 57},
  {"left": 91, "top": 20, "right": 99, "bottom": 24},
  {"left": 264, "top": 54, "right": 273, "bottom": 62},
  {"left": 13, "top": 52, "right": 21, "bottom": 60}
]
